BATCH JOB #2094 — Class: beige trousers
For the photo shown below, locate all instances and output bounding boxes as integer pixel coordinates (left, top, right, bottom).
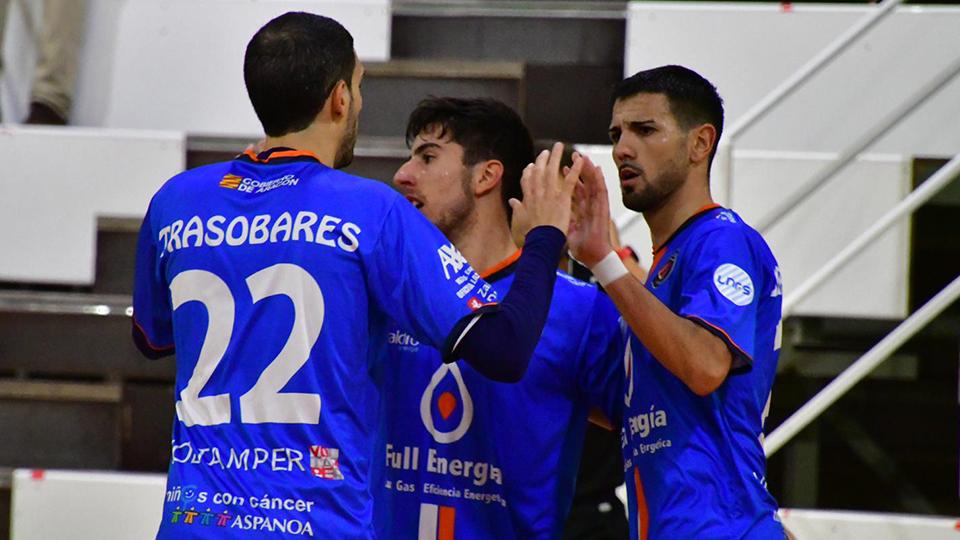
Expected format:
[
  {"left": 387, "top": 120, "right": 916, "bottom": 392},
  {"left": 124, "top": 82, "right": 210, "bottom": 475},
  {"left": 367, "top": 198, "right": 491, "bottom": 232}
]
[{"left": 0, "top": 0, "right": 87, "bottom": 119}]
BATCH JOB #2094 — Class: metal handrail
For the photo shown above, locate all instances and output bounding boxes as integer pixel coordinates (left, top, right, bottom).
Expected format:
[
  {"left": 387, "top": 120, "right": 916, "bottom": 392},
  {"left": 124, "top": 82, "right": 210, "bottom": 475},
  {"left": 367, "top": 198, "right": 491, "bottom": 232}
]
[
  {"left": 618, "top": 0, "right": 902, "bottom": 232},
  {"left": 765, "top": 271, "right": 960, "bottom": 456},
  {"left": 783, "top": 154, "right": 960, "bottom": 316},
  {"left": 754, "top": 56, "right": 960, "bottom": 233},
  {"left": 721, "top": 0, "right": 902, "bottom": 205}
]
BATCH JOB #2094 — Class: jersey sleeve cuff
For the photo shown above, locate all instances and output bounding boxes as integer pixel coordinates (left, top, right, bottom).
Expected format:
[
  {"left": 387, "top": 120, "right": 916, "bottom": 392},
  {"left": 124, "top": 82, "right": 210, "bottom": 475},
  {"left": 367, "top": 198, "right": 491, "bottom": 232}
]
[
  {"left": 686, "top": 315, "right": 752, "bottom": 374},
  {"left": 132, "top": 319, "right": 175, "bottom": 360},
  {"left": 440, "top": 304, "right": 501, "bottom": 363}
]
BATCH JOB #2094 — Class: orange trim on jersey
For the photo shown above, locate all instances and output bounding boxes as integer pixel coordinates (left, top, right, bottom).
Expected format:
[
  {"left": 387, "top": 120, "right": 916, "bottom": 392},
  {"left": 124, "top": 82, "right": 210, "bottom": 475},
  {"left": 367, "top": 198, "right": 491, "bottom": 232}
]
[
  {"left": 479, "top": 249, "right": 522, "bottom": 279},
  {"left": 650, "top": 248, "right": 669, "bottom": 277},
  {"left": 438, "top": 506, "right": 456, "bottom": 540},
  {"left": 686, "top": 315, "right": 753, "bottom": 366},
  {"left": 650, "top": 203, "right": 722, "bottom": 257},
  {"left": 132, "top": 317, "right": 174, "bottom": 352},
  {"left": 633, "top": 467, "right": 649, "bottom": 540},
  {"left": 242, "top": 148, "right": 323, "bottom": 163}
]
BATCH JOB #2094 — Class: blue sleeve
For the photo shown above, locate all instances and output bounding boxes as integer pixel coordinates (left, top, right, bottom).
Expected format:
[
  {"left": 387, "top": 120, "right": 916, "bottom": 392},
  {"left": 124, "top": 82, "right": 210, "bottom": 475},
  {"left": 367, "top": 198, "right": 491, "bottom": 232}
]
[
  {"left": 678, "top": 227, "right": 761, "bottom": 373},
  {"left": 131, "top": 204, "right": 175, "bottom": 359},
  {"left": 363, "top": 198, "right": 499, "bottom": 351},
  {"left": 443, "top": 226, "right": 566, "bottom": 382},
  {"left": 575, "top": 290, "right": 626, "bottom": 422}
]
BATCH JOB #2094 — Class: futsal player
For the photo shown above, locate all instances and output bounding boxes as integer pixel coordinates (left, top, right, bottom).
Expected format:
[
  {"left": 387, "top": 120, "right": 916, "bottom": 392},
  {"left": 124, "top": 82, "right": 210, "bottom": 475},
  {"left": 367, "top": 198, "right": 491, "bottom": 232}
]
[
  {"left": 568, "top": 65, "right": 787, "bottom": 538},
  {"left": 376, "top": 97, "right": 625, "bottom": 540},
  {"left": 131, "top": 13, "right": 579, "bottom": 539}
]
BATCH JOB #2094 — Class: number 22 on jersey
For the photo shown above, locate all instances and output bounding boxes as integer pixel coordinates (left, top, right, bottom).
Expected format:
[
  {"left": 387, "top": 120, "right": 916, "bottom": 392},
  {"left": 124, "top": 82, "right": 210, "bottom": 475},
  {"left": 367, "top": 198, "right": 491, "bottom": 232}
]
[{"left": 170, "top": 263, "right": 324, "bottom": 426}]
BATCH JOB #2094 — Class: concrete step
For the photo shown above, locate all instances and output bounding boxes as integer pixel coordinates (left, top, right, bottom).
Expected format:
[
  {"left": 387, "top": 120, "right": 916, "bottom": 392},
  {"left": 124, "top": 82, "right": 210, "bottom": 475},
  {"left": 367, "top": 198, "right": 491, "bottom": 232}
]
[
  {"left": 0, "top": 380, "right": 123, "bottom": 470},
  {"left": 391, "top": 1, "right": 627, "bottom": 65},
  {"left": 0, "top": 291, "right": 173, "bottom": 381},
  {"left": 361, "top": 59, "right": 526, "bottom": 139},
  {"left": 0, "top": 377, "right": 173, "bottom": 526},
  {"left": 389, "top": 5, "right": 625, "bottom": 143}
]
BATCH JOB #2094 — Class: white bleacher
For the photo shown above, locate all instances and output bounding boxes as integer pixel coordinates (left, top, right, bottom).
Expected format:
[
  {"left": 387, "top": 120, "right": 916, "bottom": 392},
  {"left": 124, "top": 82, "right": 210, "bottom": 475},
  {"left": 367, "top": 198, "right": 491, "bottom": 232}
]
[
  {"left": 11, "top": 469, "right": 960, "bottom": 540},
  {"left": 625, "top": 3, "right": 960, "bottom": 156},
  {"left": 0, "top": 125, "right": 185, "bottom": 285},
  {"left": 623, "top": 3, "right": 960, "bottom": 319},
  {"left": 576, "top": 145, "right": 911, "bottom": 319},
  {"left": 0, "top": 0, "right": 391, "bottom": 286},
  {"left": 2, "top": 0, "right": 391, "bottom": 135}
]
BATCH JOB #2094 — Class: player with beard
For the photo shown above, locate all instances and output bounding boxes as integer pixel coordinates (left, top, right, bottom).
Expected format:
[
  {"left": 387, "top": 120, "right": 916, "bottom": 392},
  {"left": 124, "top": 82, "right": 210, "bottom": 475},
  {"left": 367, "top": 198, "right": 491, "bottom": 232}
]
[
  {"left": 377, "top": 97, "right": 624, "bottom": 539},
  {"left": 132, "top": 13, "right": 580, "bottom": 539},
  {"left": 567, "top": 65, "right": 786, "bottom": 538}
]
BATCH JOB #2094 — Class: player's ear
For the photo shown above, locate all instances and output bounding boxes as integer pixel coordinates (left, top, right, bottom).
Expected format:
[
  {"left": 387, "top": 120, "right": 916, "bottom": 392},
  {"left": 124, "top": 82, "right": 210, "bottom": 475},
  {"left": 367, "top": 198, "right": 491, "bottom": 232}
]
[
  {"left": 474, "top": 159, "right": 504, "bottom": 197},
  {"left": 329, "top": 80, "right": 350, "bottom": 121},
  {"left": 689, "top": 123, "right": 716, "bottom": 165}
]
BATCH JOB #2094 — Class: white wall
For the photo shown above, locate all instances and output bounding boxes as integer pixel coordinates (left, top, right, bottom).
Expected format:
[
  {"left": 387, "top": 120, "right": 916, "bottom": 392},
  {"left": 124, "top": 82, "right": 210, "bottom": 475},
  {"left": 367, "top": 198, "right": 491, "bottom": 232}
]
[
  {"left": 626, "top": 3, "right": 960, "bottom": 156},
  {"left": 1, "top": 0, "right": 391, "bottom": 135},
  {"left": 11, "top": 470, "right": 959, "bottom": 540},
  {"left": 0, "top": 126, "right": 184, "bottom": 285},
  {"left": 578, "top": 145, "right": 911, "bottom": 319},
  {"left": 11, "top": 469, "right": 166, "bottom": 540},
  {"left": 621, "top": 3, "right": 959, "bottom": 319}
]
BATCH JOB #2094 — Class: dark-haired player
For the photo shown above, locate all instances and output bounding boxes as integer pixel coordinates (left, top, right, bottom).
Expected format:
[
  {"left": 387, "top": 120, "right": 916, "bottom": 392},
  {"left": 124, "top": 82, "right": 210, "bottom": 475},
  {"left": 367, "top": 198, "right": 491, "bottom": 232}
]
[
  {"left": 569, "top": 65, "right": 786, "bottom": 538},
  {"left": 132, "top": 12, "right": 579, "bottom": 539},
  {"left": 376, "top": 97, "right": 625, "bottom": 539}
]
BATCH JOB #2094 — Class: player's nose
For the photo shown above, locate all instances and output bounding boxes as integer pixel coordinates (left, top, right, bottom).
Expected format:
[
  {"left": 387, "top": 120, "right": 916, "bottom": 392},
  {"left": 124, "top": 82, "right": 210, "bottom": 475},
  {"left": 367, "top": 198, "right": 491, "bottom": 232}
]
[
  {"left": 613, "top": 137, "right": 636, "bottom": 164},
  {"left": 392, "top": 161, "right": 416, "bottom": 187}
]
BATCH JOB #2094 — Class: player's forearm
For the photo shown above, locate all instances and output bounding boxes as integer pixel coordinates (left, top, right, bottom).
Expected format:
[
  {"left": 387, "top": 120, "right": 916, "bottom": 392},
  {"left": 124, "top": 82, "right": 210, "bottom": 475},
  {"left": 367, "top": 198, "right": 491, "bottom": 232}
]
[
  {"left": 603, "top": 274, "right": 732, "bottom": 396},
  {"left": 446, "top": 225, "right": 566, "bottom": 382}
]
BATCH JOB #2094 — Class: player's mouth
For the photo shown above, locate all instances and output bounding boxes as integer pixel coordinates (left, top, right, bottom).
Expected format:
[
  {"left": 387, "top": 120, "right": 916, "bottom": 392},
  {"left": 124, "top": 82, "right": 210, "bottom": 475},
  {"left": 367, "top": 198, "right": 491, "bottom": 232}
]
[
  {"left": 404, "top": 195, "right": 424, "bottom": 209},
  {"left": 619, "top": 165, "right": 642, "bottom": 183}
]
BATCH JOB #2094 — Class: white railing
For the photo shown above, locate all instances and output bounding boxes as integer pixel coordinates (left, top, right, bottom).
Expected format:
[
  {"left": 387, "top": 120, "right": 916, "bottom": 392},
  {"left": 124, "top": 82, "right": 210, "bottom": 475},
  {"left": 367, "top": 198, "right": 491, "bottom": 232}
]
[
  {"left": 766, "top": 268, "right": 960, "bottom": 456},
  {"left": 718, "top": 0, "right": 903, "bottom": 208},
  {"left": 782, "top": 154, "right": 960, "bottom": 317},
  {"left": 617, "top": 0, "right": 904, "bottom": 233},
  {"left": 753, "top": 56, "right": 960, "bottom": 233},
  {"left": 616, "top": 0, "right": 960, "bottom": 457}
]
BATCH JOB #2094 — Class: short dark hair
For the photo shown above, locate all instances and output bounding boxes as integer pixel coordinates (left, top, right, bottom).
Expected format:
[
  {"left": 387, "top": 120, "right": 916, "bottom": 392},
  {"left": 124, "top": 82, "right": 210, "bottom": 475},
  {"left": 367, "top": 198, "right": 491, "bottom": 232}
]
[
  {"left": 612, "top": 65, "right": 724, "bottom": 166},
  {"left": 405, "top": 97, "right": 534, "bottom": 218},
  {"left": 244, "top": 12, "right": 356, "bottom": 137}
]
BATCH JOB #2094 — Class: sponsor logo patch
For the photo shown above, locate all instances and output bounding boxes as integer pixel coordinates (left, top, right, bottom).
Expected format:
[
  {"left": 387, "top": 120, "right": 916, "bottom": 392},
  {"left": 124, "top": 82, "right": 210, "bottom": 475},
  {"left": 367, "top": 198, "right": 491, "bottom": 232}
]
[
  {"left": 713, "top": 263, "right": 754, "bottom": 306},
  {"left": 309, "top": 446, "right": 344, "bottom": 480},
  {"left": 219, "top": 174, "right": 243, "bottom": 189},
  {"left": 652, "top": 252, "right": 678, "bottom": 288}
]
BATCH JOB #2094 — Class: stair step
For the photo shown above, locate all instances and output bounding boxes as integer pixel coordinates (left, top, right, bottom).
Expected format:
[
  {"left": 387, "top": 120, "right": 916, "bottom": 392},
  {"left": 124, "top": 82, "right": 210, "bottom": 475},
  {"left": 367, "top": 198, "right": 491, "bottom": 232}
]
[
  {"left": 361, "top": 60, "right": 526, "bottom": 139},
  {"left": 0, "top": 291, "right": 173, "bottom": 381}
]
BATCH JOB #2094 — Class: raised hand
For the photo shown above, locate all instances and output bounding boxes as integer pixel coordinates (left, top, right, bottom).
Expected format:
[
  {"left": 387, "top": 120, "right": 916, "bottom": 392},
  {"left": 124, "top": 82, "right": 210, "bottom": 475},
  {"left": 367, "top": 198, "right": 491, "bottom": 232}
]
[
  {"left": 509, "top": 142, "right": 583, "bottom": 245},
  {"left": 568, "top": 153, "right": 614, "bottom": 267}
]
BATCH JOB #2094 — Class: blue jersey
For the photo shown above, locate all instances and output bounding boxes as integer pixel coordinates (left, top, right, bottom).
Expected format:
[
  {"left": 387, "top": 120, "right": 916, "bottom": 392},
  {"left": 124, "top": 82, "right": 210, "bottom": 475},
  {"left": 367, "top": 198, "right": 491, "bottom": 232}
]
[
  {"left": 375, "top": 260, "right": 623, "bottom": 539},
  {"left": 620, "top": 206, "right": 785, "bottom": 539},
  {"left": 132, "top": 148, "right": 499, "bottom": 539}
]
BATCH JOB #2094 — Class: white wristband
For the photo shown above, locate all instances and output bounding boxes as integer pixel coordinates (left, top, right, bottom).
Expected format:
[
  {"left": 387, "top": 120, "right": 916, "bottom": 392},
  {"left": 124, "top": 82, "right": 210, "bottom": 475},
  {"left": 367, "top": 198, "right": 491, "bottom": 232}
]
[{"left": 590, "top": 251, "right": 629, "bottom": 287}]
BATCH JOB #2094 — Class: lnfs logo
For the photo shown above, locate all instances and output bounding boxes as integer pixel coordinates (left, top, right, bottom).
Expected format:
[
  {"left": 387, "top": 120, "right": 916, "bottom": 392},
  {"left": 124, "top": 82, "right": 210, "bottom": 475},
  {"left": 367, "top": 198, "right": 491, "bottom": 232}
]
[
  {"left": 420, "top": 363, "right": 474, "bottom": 444},
  {"left": 713, "top": 263, "right": 754, "bottom": 306}
]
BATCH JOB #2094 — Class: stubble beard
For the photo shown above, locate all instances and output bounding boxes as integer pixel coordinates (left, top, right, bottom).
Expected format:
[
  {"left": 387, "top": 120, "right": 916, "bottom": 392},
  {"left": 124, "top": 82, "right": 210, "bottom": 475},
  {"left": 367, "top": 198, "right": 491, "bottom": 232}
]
[
  {"left": 333, "top": 103, "right": 359, "bottom": 169},
  {"left": 621, "top": 153, "right": 689, "bottom": 214},
  {"left": 434, "top": 168, "right": 477, "bottom": 244}
]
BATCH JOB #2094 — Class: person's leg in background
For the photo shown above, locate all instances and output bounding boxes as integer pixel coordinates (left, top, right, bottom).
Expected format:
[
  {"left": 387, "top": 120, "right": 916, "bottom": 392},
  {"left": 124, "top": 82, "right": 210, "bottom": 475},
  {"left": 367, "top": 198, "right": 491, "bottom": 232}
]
[
  {"left": 25, "top": 0, "right": 87, "bottom": 124},
  {"left": 0, "top": 0, "right": 10, "bottom": 121}
]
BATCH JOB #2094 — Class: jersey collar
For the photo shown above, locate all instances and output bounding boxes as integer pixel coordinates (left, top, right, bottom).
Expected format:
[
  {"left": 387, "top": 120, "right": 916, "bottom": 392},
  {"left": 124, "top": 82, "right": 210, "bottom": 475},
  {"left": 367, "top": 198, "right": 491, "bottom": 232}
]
[
  {"left": 650, "top": 203, "right": 722, "bottom": 270},
  {"left": 237, "top": 147, "right": 324, "bottom": 165},
  {"left": 479, "top": 249, "right": 522, "bottom": 283}
]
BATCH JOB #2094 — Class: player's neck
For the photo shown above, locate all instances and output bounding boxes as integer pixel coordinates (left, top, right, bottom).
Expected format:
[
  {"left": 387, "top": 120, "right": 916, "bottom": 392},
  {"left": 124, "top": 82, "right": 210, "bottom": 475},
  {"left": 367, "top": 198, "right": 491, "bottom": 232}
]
[
  {"left": 263, "top": 126, "right": 341, "bottom": 168},
  {"left": 454, "top": 208, "right": 518, "bottom": 276},
  {"left": 644, "top": 175, "right": 715, "bottom": 250}
]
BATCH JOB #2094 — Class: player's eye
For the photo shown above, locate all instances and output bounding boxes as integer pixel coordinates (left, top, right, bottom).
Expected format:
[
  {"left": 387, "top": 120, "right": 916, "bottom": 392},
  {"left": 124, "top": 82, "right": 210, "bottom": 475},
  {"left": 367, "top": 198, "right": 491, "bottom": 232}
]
[
  {"left": 608, "top": 130, "right": 620, "bottom": 144},
  {"left": 633, "top": 124, "right": 655, "bottom": 136},
  {"left": 422, "top": 154, "right": 435, "bottom": 164}
]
